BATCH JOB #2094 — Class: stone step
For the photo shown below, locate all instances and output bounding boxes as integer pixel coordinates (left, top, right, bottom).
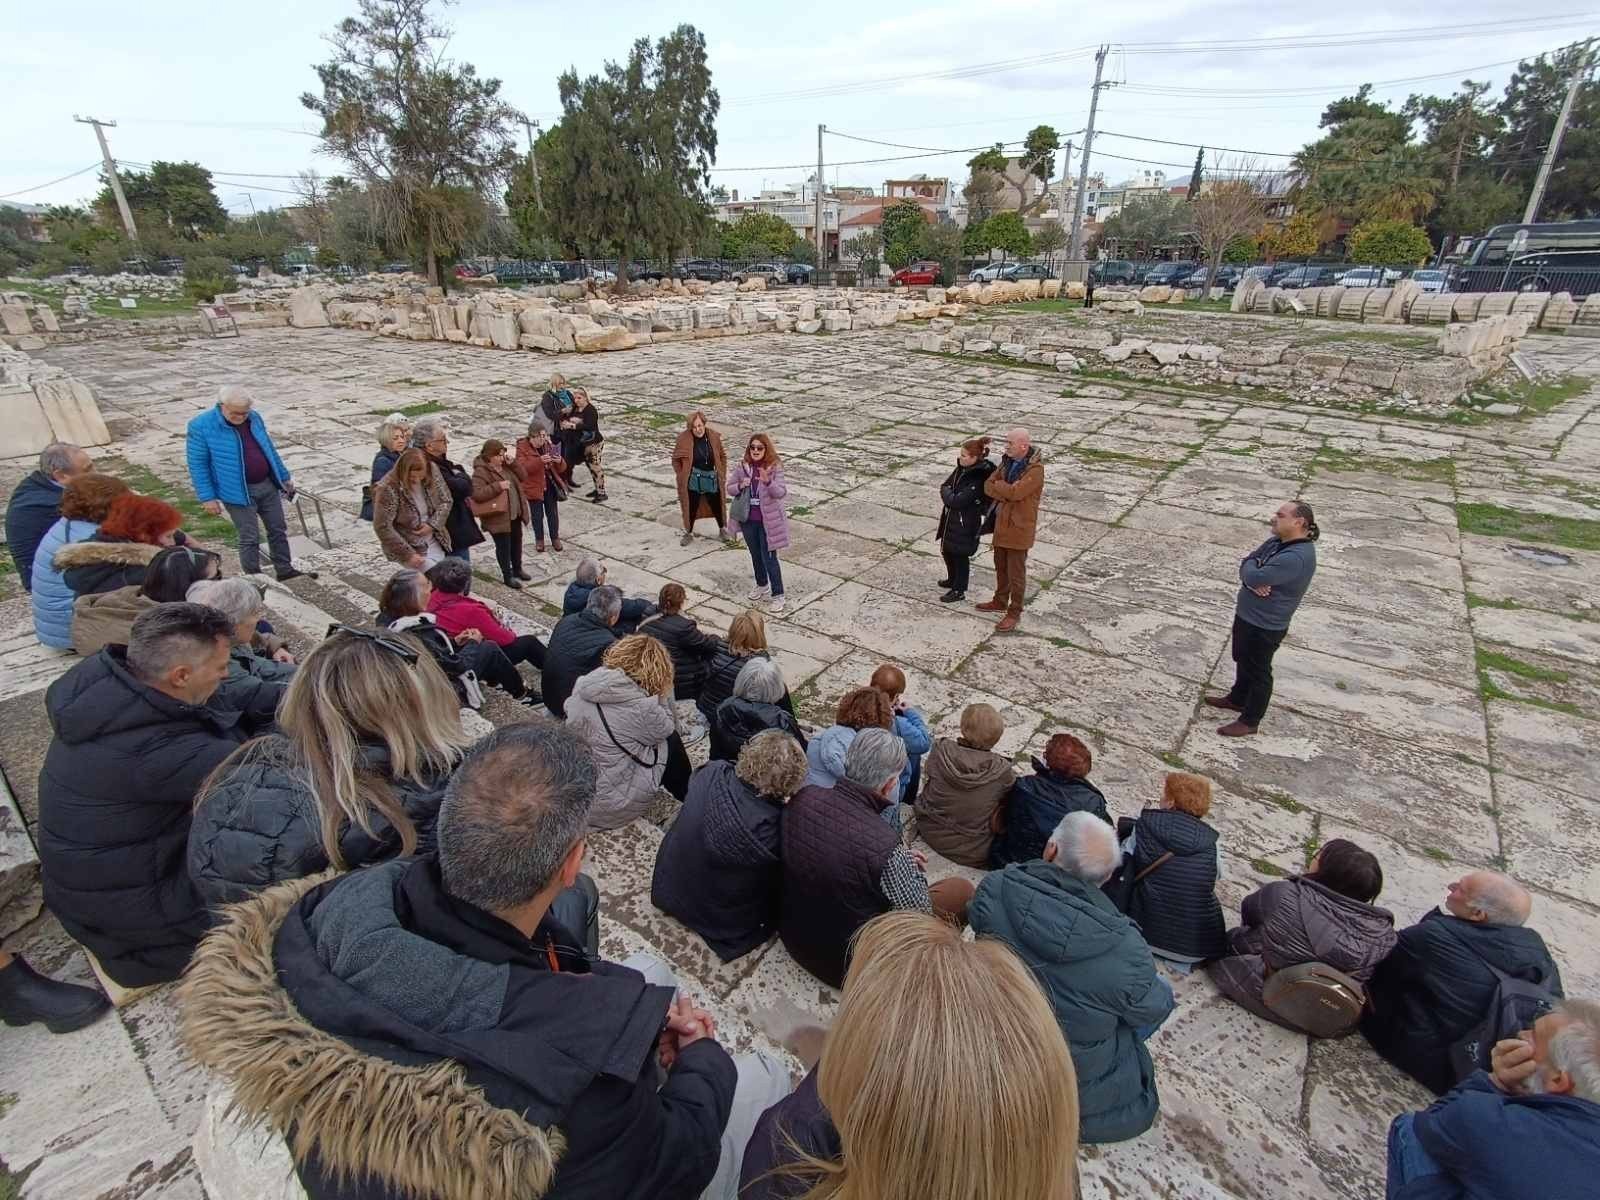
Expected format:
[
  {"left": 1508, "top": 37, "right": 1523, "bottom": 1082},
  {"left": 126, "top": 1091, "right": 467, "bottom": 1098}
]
[{"left": 0, "top": 757, "right": 41, "bottom": 935}]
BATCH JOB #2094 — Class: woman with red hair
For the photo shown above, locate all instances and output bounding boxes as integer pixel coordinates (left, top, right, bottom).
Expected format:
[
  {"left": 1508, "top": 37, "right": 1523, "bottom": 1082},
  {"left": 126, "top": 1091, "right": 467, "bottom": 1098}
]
[
  {"left": 725, "top": 433, "right": 791, "bottom": 613},
  {"left": 989, "top": 732, "right": 1111, "bottom": 867},
  {"left": 56, "top": 493, "right": 186, "bottom": 598}
]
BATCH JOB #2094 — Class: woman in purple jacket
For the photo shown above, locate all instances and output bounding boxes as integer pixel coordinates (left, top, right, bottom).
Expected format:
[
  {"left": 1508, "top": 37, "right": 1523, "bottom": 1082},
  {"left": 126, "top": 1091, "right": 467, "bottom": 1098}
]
[{"left": 727, "top": 433, "right": 791, "bottom": 613}]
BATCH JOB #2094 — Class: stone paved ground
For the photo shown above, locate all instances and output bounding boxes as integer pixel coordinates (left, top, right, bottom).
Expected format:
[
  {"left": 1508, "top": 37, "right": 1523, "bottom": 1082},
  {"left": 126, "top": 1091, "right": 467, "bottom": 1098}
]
[{"left": 1, "top": 311, "right": 1598, "bottom": 1199}]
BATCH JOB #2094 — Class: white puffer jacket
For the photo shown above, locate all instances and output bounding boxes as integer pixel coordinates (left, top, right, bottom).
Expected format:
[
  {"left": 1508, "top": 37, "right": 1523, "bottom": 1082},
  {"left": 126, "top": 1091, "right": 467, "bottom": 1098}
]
[{"left": 565, "top": 666, "right": 676, "bottom": 829}]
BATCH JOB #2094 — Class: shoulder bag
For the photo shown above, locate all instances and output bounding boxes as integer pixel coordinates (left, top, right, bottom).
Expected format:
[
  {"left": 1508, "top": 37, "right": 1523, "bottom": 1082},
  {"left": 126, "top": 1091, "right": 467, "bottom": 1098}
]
[
  {"left": 596, "top": 704, "right": 661, "bottom": 770},
  {"left": 1442, "top": 924, "right": 1558, "bottom": 1082}
]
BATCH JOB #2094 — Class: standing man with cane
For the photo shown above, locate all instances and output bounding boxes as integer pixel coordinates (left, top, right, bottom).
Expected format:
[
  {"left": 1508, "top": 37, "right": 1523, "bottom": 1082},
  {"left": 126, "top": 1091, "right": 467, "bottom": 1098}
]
[{"left": 1205, "top": 500, "right": 1319, "bottom": 736}]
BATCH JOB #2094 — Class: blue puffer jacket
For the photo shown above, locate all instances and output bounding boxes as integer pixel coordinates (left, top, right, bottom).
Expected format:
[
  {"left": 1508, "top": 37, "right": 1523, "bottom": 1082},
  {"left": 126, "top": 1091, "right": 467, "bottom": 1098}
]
[
  {"left": 185, "top": 405, "right": 292, "bottom": 506},
  {"left": 31, "top": 517, "right": 100, "bottom": 649}
]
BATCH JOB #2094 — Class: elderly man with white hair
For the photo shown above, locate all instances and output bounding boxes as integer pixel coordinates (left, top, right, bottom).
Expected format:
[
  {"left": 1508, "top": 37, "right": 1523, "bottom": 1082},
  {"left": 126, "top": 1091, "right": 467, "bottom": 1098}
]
[
  {"left": 970, "top": 808, "right": 1176, "bottom": 1144},
  {"left": 1386, "top": 998, "right": 1600, "bottom": 1199},
  {"left": 1364, "top": 870, "right": 1563, "bottom": 1096},
  {"left": 185, "top": 384, "right": 312, "bottom": 581},
  {"left": 779, "top": 727, "right": 975, "bottom": 989},
  {"left": 978, "top": 426, "right": 1044, "bottom": 633}
]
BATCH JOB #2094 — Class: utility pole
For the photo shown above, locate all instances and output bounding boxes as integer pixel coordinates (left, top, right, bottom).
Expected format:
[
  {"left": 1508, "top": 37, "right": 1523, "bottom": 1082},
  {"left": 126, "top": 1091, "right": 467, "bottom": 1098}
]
[
  {"left": 240, "top": 193, "right": 264, "bottom": 239},
  {"left": 815, "top": 124, "right": 825, "bottom": 266},
  {"left": 1521, "top": 40, "right": 1594, "bottom": 224},
  {"left": 1068, "top": 46, "right": 1110, "bottom": 262},
  {"left": 74, "top": 115, "right": 138, "bottom": 242},
  {"left": 520, "top": 118, "right": 544, "bottom": 215}
]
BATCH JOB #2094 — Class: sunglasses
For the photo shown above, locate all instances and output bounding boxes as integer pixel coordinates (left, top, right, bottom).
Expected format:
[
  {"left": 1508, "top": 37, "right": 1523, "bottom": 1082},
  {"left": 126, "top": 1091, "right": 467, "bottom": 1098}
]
[{"left": 326, "top": 623, "right": 420, "bottom": 664}]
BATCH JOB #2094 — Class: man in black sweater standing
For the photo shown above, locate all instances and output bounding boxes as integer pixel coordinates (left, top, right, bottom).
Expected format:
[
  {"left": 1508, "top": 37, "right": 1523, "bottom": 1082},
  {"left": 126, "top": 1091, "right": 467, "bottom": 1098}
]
[{"left": 1205, "top": 500, "right": 1319, "bottom": 736}]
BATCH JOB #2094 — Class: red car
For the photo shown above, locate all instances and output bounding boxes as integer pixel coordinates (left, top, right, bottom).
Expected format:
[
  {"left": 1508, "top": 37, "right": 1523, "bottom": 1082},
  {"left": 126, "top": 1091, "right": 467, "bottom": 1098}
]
[
  {"left": 452, "top": 263, "right": 480, "bottom": 279},
  {"left": 890, "top": 260, "right": 941, "bottom": 286}
]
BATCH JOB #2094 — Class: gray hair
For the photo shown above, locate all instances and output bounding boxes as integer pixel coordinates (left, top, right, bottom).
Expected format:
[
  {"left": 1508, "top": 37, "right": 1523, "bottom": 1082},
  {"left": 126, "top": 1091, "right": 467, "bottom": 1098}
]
[
  {"left": 126, "top": 603, "right": 233, "bottom": 683},
  {"left": 574, "top": 557, "right": 603, "bottom": 585},
  {"left": 410, "top": 415, "right": 448, "bottom": 448},
  {"left": 218, "top": 384, "right": 253, "bottom": 411},
  {"left": 1047, "top": 811, "right": 1121, "bottom": 884},
  {"left": 38, "top": 442, "right": 81, "bottom": 479},
  {"left": 1463, "top": 872, "right": 1532, "bottom": 926},
  {"left": 185, "top": 577, "right": 264, "bottom": 625},
  {"left": 425, "top": 557, "right": 473, "bottom": 596},
  {"left": 1550, "top": 999, "right": 1600, "bottom": 1103},
  {"left": 585, "top": 584, "right": 621, "bottom": 624},
  {"left": 376, "top": 414, "right": 410, "bottom": 448},
  {"left": 842, "top": 726, "right": 908, "bottom": 792},
  {"left": 733, "top": 656, "right": 787, "bottom": 705},
  {"left": 437, "top": 723, "right": 596, "bottom": 911}
]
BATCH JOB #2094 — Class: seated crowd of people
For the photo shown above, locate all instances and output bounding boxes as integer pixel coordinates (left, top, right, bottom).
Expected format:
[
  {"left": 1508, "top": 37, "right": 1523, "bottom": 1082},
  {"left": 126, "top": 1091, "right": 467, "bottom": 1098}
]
[{"left": 3, "top": 437, "right": 1596, "bottom": 1200}]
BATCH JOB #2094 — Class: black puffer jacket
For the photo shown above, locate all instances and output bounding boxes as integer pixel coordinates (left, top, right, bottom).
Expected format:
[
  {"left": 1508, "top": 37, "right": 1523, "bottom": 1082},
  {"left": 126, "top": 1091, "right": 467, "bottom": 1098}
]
[
  {"left": 1119, "top": 808, "right": 1227, "bottom": 962},
  {"left": 37, "top": 647, "right": 258, "bottom": 986},
  {"left": 541, "top": 610, "right": 618, "bottom": 718},
  {"left": 639, "top": 612, "right": 724, "bottom": 700},
  {"left": 1362, "top": 909, "right": 1563, "bottom": 1094},
  {"left": 188, "top": 736, "right": 454, "bottom": 908},
  {"left": 990, "top": 761, "right": 1111, "bottom": 867},
  {"left": 697, "top": 650, "right": 794, "bottom": 724},
  {"left": 55, "top": 537, "right": 163, "bottom": 598},
  {"left": 216, "top": 644, "right": 293, "bottom": 728},
  {"left": 427, "top": 453, "right": 485, "bottom": 554},
  {"left": 936, "top": 457, "right": 997, "bottom": 557},
  {"left": 710, "top": 697, "right": 806, "bottom": 764},
  {"left": 651, "top": 759, "right": 786, "bottom": 961}
]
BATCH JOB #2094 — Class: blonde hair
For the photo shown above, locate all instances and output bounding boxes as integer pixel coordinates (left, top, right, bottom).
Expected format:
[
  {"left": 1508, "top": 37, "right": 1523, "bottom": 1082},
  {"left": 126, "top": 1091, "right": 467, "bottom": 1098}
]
[
  {"left": 727, "top": 610, "right": 769, "bottom": 657},
  {"left": 958, "top": 702, "right": 1005, "bottom": 751},
  {"left": 786, "top": 912, "right": 1080, "bottom": 1200},
  {"left": 1163, "top": 771, "right": 1213, "bottom": 819},
  {"left": 602, "top": 634, "right": 675, "bottom": 699},
  {"left": 200, "top": 630, "right": 472, "bottom": 870},
  {"left": 735, "top": 729, "right": 808, "bottom": 799},
  {"left": 548, "top": 373, "right": 567, "bottom": 390},
  {"left": 376, "top": 414, "right": 410, "bottom": 448}
]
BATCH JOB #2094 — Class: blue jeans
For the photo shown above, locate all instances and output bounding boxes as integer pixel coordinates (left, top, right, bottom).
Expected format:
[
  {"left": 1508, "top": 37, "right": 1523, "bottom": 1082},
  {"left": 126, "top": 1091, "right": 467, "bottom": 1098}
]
[
  {"left": 741, "top": 519, "right": 784, "bottom": 597},
  {"left": 1386, "top": 1114, "right": 1442, "bottom": 1200},
  {"left": 1133, "top": 976, "right": 1176, "bottom": 1041}
]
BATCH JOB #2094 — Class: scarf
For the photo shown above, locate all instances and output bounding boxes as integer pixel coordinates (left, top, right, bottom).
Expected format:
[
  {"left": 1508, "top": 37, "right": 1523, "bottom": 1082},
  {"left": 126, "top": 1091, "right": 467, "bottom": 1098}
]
[{"left": 1003, "top": 452, "right": 1029, "bottom": 483}]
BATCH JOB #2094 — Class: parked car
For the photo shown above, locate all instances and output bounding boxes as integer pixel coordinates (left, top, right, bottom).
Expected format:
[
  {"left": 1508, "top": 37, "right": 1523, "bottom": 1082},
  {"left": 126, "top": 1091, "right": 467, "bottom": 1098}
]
[
  {"left": 380, "top": 261, "right": 413, "bottom": 274},
  {"left": 733, "top": 263, "right": 786, "bottom": 285},
  {"left": 1264, "top": 263, "right": 1305, "bottom": 286},
  {"left": 676, "top": 259, "right": 727, "bottom": 281},
  {"left": 452, "top": 263, "right": 480, "bottom": 279},
  {"left": 1090, "top": 259, "right": 1137, "bottom": 285},
  {"left": 1277, "top": 266, "right": 1339, "bottom": 289},
  {"left": 1141, "top": 261, "right": 1193, "bottom": 287},
  {"left": 1411, "top": 268, "right": 1450, "bottom": 293},
  {"left": 487, "top": 260, "right": 558, "bottom": 285},
  {"left": 1336, "top": 266, "right": 1403, "bottom": 288},
  {"left": 785, "top": 262, "right": 814, "bottom": 285},
  {"left": 891, "top": 261, "right": 942, "bottom": 286},
  {"left": 329, "top": 265, "right": 356, "bottom": 279},
  {"left": 998, "top": 262, "right": 1053, "bottom": 281},
  {"left": 969, "top": 262, "right": 1010, "bottom": 283},
  {"left": 284, "top": 264, "right": 322, "bottom": 279},
  {"left": 626, "top": 262, "right": 670, "bottom": 281},
  {"left": 1178, "top": 265, "right": 1242, "bottom": 291}
]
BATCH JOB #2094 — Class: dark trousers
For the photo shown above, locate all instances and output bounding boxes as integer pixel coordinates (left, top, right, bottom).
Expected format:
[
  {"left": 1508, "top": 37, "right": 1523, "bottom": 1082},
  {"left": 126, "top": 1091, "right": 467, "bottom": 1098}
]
[
  {"left": 662, "top": 732, "right": 692, "bottom": 801},
  {"left": 530, "top": 486, "right": 560, "bottom": 543},
  {"left": 1226, "top": 616, "right": 1288, "bottom": 727},
  {"left": 941, "top": 549, "right": 971, "bottom": 592},
  {"left": 547, "top": 874, "right": 601, "bottom": 958},
  {"left": 224, "top": 478, "right": 293, "bottom": 575},
  {"left": 992, "top": 546, "right": 1028, "bottom": 615},
  {"left": 460, "top": 635, "right": 544, "bottom": 698},
  {"left": 491, "top": 525, "right": 523, "bottom": 580},
  {"left": 741, "top": 519, "right": 784, "bottom": 597}
]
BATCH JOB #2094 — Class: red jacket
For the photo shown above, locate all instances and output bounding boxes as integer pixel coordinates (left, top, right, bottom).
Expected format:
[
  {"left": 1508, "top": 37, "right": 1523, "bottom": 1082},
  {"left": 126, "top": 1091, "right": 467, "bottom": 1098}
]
[
  {"left": 514, "top": 436, "right": 566, "bottom": 501},
  {"left": 427, "top": 591, "right": 515, "bottom": 647}
]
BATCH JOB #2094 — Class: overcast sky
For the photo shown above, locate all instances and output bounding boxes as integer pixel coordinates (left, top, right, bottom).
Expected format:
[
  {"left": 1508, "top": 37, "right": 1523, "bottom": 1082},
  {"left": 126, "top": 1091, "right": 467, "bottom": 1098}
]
[{"left": 3, "top": 3, "right": 1592, "bottom": 215}]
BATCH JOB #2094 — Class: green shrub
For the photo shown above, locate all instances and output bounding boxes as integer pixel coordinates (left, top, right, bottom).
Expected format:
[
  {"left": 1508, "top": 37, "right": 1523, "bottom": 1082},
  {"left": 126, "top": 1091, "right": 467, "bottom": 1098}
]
[{"left": 184, "top": 255, "right": 233, "bottom": 302}]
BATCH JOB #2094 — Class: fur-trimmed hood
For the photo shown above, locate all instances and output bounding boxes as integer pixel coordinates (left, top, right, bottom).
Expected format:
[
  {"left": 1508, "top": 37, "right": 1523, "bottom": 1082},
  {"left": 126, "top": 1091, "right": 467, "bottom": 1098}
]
[
  {"left": 179, "top": 873, "right": 565, "bottom": 1200},
  {"left": 52, "top": 539, "right": 162, "bottom": 570}
]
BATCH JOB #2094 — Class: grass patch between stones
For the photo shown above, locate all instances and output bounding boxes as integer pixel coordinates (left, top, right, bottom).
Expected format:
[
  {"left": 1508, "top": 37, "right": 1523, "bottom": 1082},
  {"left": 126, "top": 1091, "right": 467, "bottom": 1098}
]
[
  {"left": 1472, "top": 372, "right": 1588, "bottom": 417},
  {"left": 1456, "top": 502, "right": 1600, "bottom": 551},
  {"left": 106, "top": 459, "right": 239, "bottom": 546},
  {"left": 371, "top": 399, "right": 446, "bottom": 417},
  {"left": 1310, "top": 445, "right": 1457, "bottom": 485},
  {"left": 1474, "top": 648, "right": 1572, "bottom": 684},
  {"left": 1069, "top": 446, "right": 1169, "bottom": 471}
]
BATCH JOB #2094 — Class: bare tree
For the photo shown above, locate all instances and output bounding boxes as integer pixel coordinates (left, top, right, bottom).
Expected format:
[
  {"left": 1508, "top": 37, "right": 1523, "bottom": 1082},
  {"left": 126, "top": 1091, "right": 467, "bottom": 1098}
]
[
  {"left": 294, "top": 171, "right": 333, "bottom": 247},
  {"left": 1188, "top": 157, "right": 1271, "bottom": 292}
]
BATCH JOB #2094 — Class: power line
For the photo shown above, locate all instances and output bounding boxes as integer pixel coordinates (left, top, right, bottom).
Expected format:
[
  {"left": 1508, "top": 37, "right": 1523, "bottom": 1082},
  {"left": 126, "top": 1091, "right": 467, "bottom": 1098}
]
[
  {"left": 0, "top": 164, "right": 103, "bottom": 200},
  {"left": 1118, "top": 16, "right": 1598, "bottom": 55},
  {"left": 727, "top": 46, "right": 1101, "bottom": 106},
  {"left": 1096, "top": 129, "right": 1553, "bottom": 168},
  {"left": 825, "top": 130, "right": 1028, "bottom": 153}
]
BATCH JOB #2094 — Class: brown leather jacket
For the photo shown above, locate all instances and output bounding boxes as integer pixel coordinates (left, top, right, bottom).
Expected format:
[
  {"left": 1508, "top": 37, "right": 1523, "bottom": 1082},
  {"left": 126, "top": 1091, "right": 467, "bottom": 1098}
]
[{"left": 983, "top": 449, "right": 1044, "bottom": 550}]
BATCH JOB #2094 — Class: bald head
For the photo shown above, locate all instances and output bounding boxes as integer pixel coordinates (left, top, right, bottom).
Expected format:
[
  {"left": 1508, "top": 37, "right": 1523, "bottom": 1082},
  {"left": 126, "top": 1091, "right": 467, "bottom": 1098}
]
[
  {"left": 1448, "top": 871, "right": 1532, "bottom": 926},
  {"left": 1005, "top": 428, "right": 1031, "bottom": 459}
]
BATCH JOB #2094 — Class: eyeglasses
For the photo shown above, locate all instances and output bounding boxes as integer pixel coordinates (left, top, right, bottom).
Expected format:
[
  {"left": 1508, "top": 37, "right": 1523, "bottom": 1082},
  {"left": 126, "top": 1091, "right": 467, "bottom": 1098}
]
[{"left": 326, "top": 623, "right": 420, "bottom": 664}]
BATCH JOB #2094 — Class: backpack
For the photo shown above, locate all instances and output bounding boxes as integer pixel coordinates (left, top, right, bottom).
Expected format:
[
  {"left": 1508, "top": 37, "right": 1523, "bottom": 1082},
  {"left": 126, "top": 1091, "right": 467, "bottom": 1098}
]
[
  {"left": 1262, "top": 963, "right": 1367, "bottom": 1038},
  {"left": 1443, "top": 927, "right": 1559, "bottom": 1083}
]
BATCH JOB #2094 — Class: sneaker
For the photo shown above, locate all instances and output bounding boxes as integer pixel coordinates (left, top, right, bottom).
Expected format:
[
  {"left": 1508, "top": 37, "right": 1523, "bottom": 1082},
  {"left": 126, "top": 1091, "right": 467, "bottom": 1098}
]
[
  {"left": 516, "top": 693, "right": 543, "bottom": 708},
  {"left": 276, "top": 568, "right": 318, "bottom": 582},
  {"left": 747, "top": 584, "right": 770, "bottom": 601},
  {"left": 940, "top": 589, "right": 965, "bottom": 603},
  {"left": 585, "top": 489, "right": 599, "bottom": 499},
  {"left": 680, "top": 530, "right": 694, "bottom": 546},
  {"left": 593, "top": 491, "right": 608, "bottom": 503},
  {"left": 769, "top": 596, "right": 786, "bottom": 613}
]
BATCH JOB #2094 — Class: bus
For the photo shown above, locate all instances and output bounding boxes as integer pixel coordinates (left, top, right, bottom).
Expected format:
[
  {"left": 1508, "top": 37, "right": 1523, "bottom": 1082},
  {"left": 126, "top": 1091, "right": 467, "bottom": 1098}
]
[{"left": 1454, "top": 220, "right": 1600, "bottom": 296}]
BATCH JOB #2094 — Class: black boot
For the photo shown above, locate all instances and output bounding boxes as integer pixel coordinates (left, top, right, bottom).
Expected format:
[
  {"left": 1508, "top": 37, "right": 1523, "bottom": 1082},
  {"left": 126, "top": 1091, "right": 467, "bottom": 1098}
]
[
  {"left": 0, "top": 956, "right": 110, "bottom": 1034},
  {"left": 940, "top": 588, "right": 966, "bottom": 603}
]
